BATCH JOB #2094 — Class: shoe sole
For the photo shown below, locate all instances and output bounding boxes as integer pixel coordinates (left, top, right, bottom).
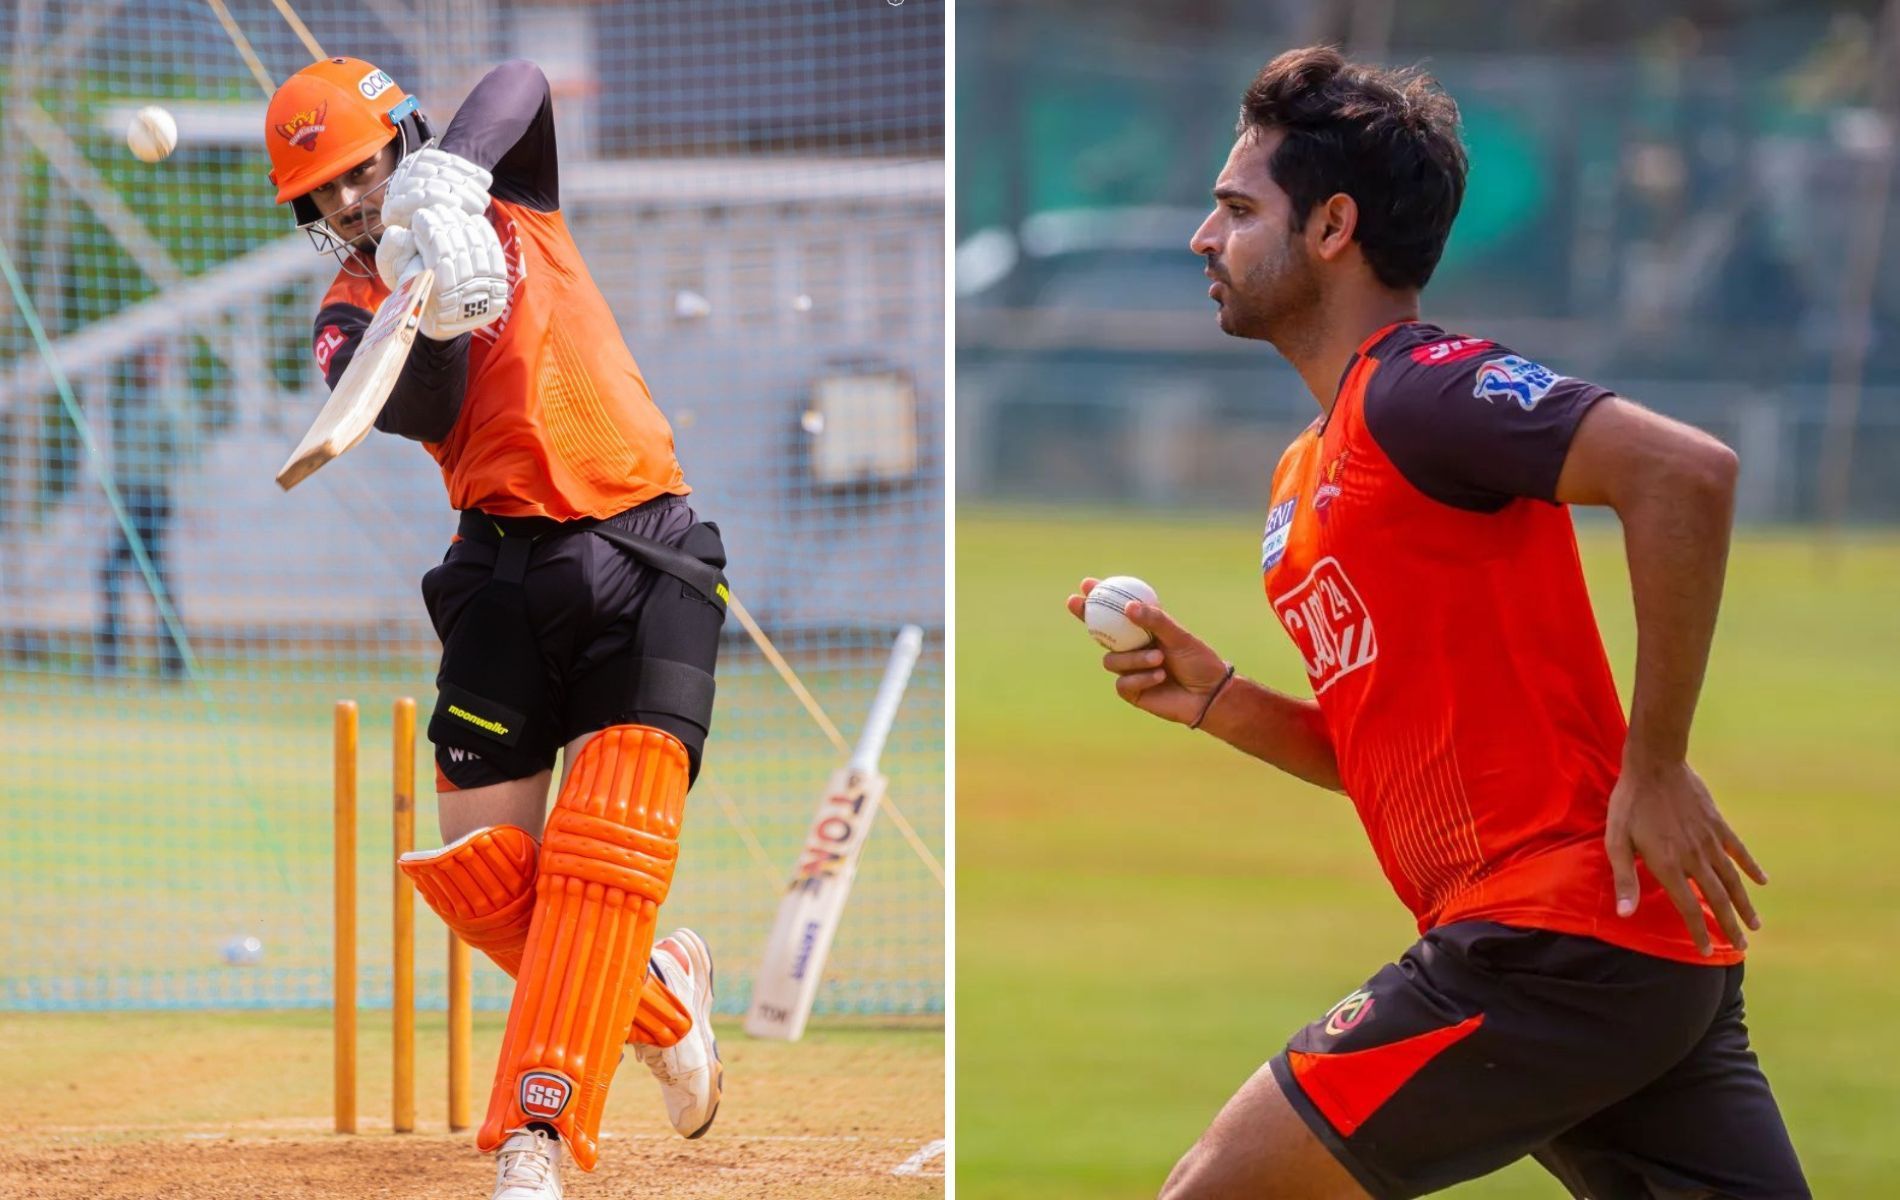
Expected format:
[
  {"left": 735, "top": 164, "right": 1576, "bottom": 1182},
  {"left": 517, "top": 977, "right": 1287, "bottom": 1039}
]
[{"left": 668, "top": 929, "right": 722, "bottom": 1140}]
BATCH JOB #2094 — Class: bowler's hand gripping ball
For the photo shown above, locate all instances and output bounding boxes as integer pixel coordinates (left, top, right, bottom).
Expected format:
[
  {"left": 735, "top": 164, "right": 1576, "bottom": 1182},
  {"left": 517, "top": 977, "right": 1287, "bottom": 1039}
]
[
  {"left": 127, "top": 106, "right": 177, "bottom": 163},
  {"left": 1085, "top": 575, "right": 1158, "bottom": 652}
]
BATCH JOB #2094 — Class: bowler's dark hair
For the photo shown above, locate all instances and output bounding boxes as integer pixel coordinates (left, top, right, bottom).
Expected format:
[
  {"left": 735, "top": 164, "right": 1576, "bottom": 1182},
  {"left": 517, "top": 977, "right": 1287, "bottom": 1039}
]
[{"left": 1239, "top": 46, "right": 1466, "bottom": 290}]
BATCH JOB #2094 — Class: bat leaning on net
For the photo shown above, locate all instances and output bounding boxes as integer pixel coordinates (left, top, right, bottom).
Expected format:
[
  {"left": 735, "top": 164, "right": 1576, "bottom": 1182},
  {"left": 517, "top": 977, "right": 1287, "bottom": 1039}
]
[{"left": 746, "top": 624, "right": 925, "bottom": 1042}]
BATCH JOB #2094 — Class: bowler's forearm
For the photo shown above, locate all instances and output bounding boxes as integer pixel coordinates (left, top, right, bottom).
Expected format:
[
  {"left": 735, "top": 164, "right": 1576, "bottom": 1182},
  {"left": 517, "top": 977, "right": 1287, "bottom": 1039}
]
[
  {"left": 1199, "top": 675, "right": 1343, "bottom": 791},
  {"left": 1617, "top": 449, "right": 1737, "bottom": 765}
]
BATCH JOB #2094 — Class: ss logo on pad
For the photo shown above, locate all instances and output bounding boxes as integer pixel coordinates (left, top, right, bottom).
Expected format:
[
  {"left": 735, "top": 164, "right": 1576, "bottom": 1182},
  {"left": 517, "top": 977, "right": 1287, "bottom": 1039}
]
[{"left": 520, "top": 1070, "right": 572, "bottom": 1119}]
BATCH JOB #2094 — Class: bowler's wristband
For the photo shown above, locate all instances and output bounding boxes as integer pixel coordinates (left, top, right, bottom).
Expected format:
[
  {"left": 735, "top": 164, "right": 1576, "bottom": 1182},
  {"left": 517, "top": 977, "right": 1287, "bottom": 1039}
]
[{"left": 1189, "top": 663, "right": 1237, "bottom": 731}]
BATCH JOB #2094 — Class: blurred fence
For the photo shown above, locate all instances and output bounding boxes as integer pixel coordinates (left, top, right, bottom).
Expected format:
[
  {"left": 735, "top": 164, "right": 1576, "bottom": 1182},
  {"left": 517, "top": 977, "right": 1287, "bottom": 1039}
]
[
  {"left": 0, "top": 0, "right": 944, "bottom": 1016},
  {"left": 958, "top": 0, "right": 1900, "bottom": 521}
]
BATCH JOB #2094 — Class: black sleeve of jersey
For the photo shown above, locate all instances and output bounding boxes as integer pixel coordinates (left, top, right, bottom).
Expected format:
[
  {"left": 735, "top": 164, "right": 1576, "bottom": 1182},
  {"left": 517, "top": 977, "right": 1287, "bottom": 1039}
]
[
  {"left": 440, "top": 59, "right": 558, "bottom": 212},
  {"left": 312, "top": 301, "right": 467, "bottom": 443},
  {"left": 376, "top": 333, "right": 470, "bottom": 442},
  {"left": 315, "top": 300, "right": 370, "bottom": 390},
  {"left": 1363, "top": 349, "right": 1612, "bottom": 512}
]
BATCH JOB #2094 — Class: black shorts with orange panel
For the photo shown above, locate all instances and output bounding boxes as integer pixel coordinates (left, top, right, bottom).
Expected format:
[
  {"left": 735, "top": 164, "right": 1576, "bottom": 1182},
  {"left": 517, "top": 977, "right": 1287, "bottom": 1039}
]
[{"left": 1269, "top": 921, "right": 1808, "bottom": 1199}]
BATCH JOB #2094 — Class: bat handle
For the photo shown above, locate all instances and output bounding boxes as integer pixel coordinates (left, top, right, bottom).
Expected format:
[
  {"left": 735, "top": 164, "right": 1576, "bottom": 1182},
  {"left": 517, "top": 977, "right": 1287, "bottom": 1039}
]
[{"left": 849, "top": 625, "right": 924, "bottom": 773}]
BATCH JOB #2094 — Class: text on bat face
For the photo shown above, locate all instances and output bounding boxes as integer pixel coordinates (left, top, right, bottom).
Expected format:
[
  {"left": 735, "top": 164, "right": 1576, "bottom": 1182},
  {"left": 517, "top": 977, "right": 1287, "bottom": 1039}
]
[{"left": 788, "top": 782, "right": 874, "bottom": 888}]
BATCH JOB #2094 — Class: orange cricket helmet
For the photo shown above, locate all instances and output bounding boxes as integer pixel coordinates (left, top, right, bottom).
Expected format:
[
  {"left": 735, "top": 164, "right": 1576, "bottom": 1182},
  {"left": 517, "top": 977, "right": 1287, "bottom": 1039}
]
[{"left": 265, "top": 56, "right": 420, "bottom": 206}]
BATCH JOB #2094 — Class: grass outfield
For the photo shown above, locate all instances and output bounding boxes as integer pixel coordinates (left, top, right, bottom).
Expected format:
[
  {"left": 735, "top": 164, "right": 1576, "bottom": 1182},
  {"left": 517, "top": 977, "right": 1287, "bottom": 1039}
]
[{"left": 957, "top": 505, "right": 1900, "bottom": 1198}]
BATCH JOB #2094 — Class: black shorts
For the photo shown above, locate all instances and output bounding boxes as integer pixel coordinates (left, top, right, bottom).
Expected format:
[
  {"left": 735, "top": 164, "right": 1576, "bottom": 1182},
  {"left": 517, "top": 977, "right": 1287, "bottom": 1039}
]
[
  {"left": 420, "top": 494, "right": 726, "bottom": 789},
  {"left": 1270, "top": 922, "right": 1808, "bottom": 1199}
]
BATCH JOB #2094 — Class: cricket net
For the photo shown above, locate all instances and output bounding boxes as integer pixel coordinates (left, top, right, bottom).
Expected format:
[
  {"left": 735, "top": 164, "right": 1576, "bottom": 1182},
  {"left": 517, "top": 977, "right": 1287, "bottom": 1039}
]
[{"left": 0, "top": 0, "right": 944, "bottom": 1019}]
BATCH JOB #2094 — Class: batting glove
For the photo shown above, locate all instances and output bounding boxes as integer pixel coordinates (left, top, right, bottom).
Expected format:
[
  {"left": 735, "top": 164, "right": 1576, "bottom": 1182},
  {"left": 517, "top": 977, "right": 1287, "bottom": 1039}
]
[
  {"left": 381, "top": 146, "right": 494, "bottom": 230},
  {"left": 409, "top": 205, "right": 511, "bottom": 339},
  {"left": 374, "top": 224, "right": 420, "bottom": 291}
]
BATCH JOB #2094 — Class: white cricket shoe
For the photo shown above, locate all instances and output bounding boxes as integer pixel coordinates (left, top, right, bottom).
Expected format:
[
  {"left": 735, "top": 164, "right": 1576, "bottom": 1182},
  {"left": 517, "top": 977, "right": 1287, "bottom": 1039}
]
[
  {"left": 491, "top": 1127, "right": 564, "bottom": 1200},
  {"left": 631, "top": 928, "right": 724, "bottom": 1138}
]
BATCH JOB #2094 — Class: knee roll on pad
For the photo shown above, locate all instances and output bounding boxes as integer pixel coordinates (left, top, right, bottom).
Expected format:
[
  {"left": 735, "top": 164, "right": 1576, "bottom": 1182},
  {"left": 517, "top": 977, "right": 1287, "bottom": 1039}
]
[
  {"left": 399, "top": 823, "right": 691, "bottom": 1045},
  {"left": 477, "top": 725, "right": 691, "bottom": 1170},
  {"left": 399, "top": 824, "right": 539, "bottom": 976}
]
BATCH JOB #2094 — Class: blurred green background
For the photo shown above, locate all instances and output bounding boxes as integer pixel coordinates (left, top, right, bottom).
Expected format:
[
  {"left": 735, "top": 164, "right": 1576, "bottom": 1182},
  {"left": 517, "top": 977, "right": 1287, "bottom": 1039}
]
[{"left": 959, "top": 0, "right": 1900, "bottom": 521}]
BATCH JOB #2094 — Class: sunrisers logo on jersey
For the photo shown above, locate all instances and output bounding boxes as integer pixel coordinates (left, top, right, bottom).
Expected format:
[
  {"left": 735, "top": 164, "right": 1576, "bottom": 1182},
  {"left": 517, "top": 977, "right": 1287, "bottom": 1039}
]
[
  {"left": 1473, "top": 355, "right": 1563, "bottom": 411},
  {"left": 1314, "top": 448, "right": 1350, "bottom": 515}
]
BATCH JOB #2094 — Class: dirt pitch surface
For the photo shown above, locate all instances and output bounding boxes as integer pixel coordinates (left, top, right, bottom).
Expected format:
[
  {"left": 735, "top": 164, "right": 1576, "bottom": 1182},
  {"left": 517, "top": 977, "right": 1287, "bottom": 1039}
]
[{"left": 0, "top": 1011, "right": 943, "bottom": 1199}]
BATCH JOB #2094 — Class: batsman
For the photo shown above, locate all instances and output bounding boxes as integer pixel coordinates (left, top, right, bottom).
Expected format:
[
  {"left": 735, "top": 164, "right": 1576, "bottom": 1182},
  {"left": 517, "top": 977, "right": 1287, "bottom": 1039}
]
[{"left": 264, "top": 57, "right": 727, "bottom": 1197}]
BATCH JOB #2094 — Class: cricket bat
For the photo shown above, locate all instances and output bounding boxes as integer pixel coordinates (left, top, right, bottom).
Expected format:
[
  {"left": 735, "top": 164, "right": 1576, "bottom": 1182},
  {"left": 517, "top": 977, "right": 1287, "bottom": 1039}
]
[
  {"left": 745, "top": 624, "right": 925, "bottom": 1041},
  {"left": 275, "top": 266, "right": 435, "bottom": 491}
]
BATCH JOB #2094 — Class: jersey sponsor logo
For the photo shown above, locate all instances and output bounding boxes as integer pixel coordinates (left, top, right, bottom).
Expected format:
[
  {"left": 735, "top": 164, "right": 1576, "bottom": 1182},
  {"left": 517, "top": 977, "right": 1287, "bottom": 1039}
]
[
  {"left": 1273, "top": 556, "right": 1378, "bottom": 694},
  {"left": 1260, "top": 498, "right": 1297, "bottom": 570},
  {"left": 273, "top": 101, "right": 327, "bottom": 152},
  {"left": 1410, "top": 336, "right": 1495, "bottom": 366},
  {"left": 518, "top": 1070, "right": 572, "bottom": 1119},
  {"left": 357, "top": 69, "right": 395, "bottom": 100},
  {"left": 1473, "top": 355, "right": 1564, "bottom": 411},
  {"left": 1324, "top": 988, "right": 1376, "bottom": 1036},
  {"left": 313, "top": 324, "right": 347, "bottom": 373}
]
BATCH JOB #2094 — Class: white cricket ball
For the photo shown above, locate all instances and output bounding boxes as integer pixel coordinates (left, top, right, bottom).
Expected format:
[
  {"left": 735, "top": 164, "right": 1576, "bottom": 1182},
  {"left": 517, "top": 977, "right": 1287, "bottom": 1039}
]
[
  {"left": 1085, "top": 575, "right": 1158, "bottom": 652},
  {"left": 127, "top": 106, "right": 177, "bottom": 163}
]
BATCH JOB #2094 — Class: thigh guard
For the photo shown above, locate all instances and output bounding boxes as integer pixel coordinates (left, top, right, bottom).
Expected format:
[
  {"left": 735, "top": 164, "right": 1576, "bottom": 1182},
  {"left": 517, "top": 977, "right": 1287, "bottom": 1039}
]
[
  {"left": 568, "top": 521, "right": 727, "bottom": 781},
  {"left": 425, "top": 537, "right": 561, "bottom": 782}
]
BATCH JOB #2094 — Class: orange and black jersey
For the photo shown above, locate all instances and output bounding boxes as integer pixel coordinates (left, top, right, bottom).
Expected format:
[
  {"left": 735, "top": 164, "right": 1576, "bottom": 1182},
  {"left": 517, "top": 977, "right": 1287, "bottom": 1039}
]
[
  {"left": 1261, "top": 321, "right": 1740, "bottom": 967},
  {"left": 310, "top": 59, "right": 687, "bottom": 520}
]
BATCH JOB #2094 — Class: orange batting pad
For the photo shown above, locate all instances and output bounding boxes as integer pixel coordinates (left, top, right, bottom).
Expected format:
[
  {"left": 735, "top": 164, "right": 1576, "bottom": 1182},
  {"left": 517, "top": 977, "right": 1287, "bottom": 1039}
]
[
  {"left": 476, "top": 726, "right": 691, "bottom": 1170},
  {"left": 401, "top": 824, "right": 540, "bottom": 976},
  {"left": 402, "top": 825, "right": 692, "bottom": 1048}
]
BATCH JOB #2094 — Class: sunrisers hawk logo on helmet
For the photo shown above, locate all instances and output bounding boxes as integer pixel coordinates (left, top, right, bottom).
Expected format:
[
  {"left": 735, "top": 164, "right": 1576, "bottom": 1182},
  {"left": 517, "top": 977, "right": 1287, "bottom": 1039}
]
[{"left": 273, "top": 102, "right": 328, "bottom": 152}]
